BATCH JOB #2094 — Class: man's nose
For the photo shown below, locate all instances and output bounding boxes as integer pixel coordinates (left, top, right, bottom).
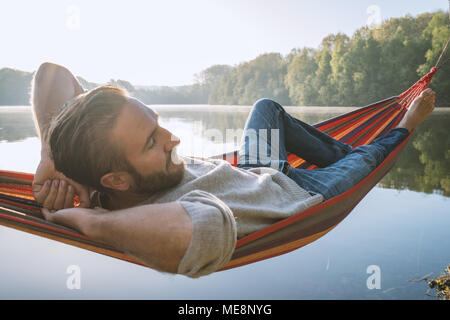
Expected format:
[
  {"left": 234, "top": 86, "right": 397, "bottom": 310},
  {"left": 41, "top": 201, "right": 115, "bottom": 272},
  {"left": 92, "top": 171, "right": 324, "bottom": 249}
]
[{"left": 164, "top": 132, "right": 181, "bottom": 152}]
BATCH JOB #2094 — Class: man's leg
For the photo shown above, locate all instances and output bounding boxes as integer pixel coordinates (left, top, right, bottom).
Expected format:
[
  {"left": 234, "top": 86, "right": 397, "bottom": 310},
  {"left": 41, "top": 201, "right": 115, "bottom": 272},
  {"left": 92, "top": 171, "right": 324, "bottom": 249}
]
[
  {"left": 284, "top": 88, "right": 435, "bottom": 200},
  {"left": 284, "top": 128, "right": 409, "bottom": 200},
  {"left": 237, "top": 98, "right": 352, "bottom": 172}
]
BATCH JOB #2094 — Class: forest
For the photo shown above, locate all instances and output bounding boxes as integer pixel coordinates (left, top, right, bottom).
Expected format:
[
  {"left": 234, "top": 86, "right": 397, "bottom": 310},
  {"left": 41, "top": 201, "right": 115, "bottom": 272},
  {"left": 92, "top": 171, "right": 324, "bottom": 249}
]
[{"left": 0, "top": 11, "right": 448, "bottom": 107}]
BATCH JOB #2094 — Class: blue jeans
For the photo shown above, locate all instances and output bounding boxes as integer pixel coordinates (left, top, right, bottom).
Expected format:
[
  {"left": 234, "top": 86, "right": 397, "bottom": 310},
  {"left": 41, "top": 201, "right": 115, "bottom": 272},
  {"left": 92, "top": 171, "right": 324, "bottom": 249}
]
[{"left": 237, "top": 99, "right": 409, "bottom": 200}]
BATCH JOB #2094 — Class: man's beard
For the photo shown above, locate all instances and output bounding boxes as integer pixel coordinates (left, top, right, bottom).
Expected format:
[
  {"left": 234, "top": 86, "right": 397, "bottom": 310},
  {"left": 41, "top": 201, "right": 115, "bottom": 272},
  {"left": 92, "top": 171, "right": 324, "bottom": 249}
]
[{"left": 128, "top": 156, "right": 186, "bottom": 195}]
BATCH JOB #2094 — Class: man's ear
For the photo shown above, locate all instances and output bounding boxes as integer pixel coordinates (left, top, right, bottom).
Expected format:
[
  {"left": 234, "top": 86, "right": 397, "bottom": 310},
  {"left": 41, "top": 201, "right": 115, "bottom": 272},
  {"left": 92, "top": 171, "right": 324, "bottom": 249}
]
[{"left": 100, "top": 172, "right": 132, "bottom": 191}]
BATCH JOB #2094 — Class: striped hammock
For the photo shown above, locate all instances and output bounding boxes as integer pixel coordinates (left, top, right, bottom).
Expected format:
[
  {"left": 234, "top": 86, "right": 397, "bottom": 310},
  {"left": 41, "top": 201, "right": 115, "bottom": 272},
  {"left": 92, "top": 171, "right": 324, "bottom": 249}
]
[{"left": 0, "top": 44, "right": 448, "bottom": 272}]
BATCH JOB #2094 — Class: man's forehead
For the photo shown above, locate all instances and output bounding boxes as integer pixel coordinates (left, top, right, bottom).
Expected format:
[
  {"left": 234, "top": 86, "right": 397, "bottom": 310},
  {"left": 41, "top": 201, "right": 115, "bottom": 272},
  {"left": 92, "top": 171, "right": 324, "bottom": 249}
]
[
  {"left": 111, "top": 98, "right": 157, "bottom": 151},
  {"left": 125, "top": 97, "right": 157, "bottom": 117}
]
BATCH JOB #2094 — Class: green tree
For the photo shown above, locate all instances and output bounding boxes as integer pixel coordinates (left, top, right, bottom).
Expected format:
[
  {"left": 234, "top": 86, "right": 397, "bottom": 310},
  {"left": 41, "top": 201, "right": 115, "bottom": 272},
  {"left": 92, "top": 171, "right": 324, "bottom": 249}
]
[
  {"left": 285, "top": 48, "right": 318, "bottom": 105},
  {"left": 210, "top": 53, "right": 291, "bottom": 105},
  {"left": 284, "top": 11, "right": 448, "bottom": 107},
  {"left": 193, "top": 64, "right": 232, "bottom": 104},
  {"left": 108, "top": 79, "right": 135, "bottom": 92},
  {"left": 417, "top": 12, "right": 450, "bottom": 107}
]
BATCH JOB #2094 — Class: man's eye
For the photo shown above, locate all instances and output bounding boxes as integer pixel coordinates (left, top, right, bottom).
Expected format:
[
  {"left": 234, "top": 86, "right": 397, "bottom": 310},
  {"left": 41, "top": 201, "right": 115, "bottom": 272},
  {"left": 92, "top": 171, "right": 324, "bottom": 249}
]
[{"left": 148, "top": 138, "right": 155, "bottom": 149}]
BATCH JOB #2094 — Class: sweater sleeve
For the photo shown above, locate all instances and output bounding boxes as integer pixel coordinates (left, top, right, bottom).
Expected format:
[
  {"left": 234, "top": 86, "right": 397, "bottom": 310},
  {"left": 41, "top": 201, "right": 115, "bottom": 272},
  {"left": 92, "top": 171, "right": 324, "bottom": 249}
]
[{"left": 176, "top": 190, "right": 237, "bottom": 278}]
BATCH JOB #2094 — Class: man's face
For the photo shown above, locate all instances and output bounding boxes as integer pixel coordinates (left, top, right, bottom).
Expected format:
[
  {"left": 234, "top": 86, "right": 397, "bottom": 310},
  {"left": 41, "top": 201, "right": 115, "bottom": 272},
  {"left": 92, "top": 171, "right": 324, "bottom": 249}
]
[{"left": 110, "top": 98, "right": 185, "bottom": 194}]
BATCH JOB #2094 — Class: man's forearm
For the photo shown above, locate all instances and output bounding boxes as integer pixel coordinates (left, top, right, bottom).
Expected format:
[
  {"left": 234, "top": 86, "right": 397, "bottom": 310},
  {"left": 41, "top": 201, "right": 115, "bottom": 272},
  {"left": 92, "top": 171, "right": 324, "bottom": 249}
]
[
  {"left": 31, "top": 62, "right": 84, "bottom": 155},
  {"left": 47, "top": 202, "right": 192, "bottom": 274},
  {"left": 31, "top": 63, "right": 92, "bottom": 209}
]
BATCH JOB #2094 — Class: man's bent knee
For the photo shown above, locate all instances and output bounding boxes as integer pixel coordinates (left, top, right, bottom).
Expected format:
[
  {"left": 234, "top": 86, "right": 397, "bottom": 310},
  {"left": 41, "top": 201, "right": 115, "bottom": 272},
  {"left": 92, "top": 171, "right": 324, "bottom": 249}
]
[{"left": 253, "top": 98, "right": 284, "bottom": 114}]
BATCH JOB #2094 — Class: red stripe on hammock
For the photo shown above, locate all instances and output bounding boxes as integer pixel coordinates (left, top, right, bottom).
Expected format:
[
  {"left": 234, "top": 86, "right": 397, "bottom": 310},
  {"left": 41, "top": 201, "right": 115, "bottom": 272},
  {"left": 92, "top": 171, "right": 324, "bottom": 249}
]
[
  {"left": 0, "top": 211, "right": 91, "bottom": 240},
  {"left": 345, "top": 106, "right": 402, "bottom": 146},
  {"left": 0, "top": 170, "right": 34, "bottom": 182},
  {"left": 315, "top": 103, "right": 381, "bottom": 132},
  {"left": 0, "top": 198, "right": 41, "bottom": 214},
  {"left": 326, "top": 101, "right": 397, "bottom": 139}
]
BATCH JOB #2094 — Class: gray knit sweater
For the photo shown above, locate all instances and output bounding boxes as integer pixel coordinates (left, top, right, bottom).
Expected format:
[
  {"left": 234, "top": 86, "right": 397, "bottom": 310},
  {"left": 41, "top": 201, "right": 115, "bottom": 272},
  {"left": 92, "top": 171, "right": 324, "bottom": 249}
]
[{"left": 136, "top": 156, "right": 324, "bottom": 278}]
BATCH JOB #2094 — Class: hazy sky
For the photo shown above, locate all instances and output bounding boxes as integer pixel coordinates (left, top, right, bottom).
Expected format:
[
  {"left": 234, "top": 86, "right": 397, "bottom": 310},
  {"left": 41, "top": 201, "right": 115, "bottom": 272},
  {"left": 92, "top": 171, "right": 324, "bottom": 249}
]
[{"left": 0, "top": 0, "right": 447, "bottom": 86}]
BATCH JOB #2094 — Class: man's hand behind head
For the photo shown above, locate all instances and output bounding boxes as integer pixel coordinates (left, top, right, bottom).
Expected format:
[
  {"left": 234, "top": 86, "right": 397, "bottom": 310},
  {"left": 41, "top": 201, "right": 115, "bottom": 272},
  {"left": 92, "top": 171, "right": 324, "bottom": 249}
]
[{"left": 32, "top": 155, "right": 91, "bottom": 210}]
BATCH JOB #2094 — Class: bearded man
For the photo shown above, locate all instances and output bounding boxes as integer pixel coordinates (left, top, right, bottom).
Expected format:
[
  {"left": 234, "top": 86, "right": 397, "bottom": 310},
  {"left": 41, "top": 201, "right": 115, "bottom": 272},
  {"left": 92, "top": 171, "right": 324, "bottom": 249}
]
[{"left": 31, "top": 62, "right": 435, "bottom": 278}]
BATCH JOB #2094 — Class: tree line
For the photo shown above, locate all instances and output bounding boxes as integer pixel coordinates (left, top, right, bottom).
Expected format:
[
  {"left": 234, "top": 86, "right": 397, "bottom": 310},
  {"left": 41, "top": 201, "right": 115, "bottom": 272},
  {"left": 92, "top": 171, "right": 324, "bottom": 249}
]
[{"left": 1, "top": 11, "right": 448, "bottom": 107}]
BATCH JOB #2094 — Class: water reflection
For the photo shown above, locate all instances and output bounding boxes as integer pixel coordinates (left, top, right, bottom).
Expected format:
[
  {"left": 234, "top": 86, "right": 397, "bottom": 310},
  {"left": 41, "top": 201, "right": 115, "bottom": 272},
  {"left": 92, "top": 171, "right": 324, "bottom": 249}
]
[
  {"left": 0, "top": 107, "right": 36, "bottom": 142},
  {"left": 378, "top": 112, "right": 450, "bottom": 197},
  {"left": 0, "top": 106, "right": 448, "bottom": 196}
]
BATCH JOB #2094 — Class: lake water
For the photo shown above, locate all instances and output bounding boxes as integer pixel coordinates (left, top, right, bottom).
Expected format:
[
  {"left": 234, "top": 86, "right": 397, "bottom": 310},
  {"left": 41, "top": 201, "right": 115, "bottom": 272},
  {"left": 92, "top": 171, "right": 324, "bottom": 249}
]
[{"left": 0, "top": 105, "right": 449, "bottom": 299}]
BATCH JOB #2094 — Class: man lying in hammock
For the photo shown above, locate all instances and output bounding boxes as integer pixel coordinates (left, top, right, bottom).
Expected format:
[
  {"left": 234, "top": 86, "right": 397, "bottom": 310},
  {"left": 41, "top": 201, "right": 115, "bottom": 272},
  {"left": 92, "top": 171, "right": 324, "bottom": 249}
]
[{"left": 31, "top": 62, "right": 435, "bottom": 278}]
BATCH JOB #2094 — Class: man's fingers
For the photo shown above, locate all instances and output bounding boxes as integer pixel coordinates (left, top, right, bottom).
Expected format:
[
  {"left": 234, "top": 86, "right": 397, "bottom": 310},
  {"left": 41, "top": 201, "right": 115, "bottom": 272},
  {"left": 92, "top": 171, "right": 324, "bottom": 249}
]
[
  {"left": 43, "top": 180, "right": 59, "bottom": 210},
  {"left": 37, "top": 178, "right": 91, "bottom": 209},
  {"left": 64, "top": 185, "right": 76, "bottom": 208},
  {"left": 41, "top": 206, "right": 89, "bottom": 232},
  {"left": 41, "top": 207, "right": 56, "bottom": 221},
  {"left": 53, "top": 180, "right": 68, "bottom": 210},
  {"left": 41, "top": 207, "right": 50, "bottom": 220},
  {"left": 33, "top": 180, "right": 51, "bottom": 204}
]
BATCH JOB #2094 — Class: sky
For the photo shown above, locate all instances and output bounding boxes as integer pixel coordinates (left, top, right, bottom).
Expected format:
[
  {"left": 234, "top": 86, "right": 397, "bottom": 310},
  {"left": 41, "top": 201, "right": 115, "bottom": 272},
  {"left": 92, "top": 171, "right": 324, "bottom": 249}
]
[{"left": 0, "top": 0, "right": 448, "bottom": 86}]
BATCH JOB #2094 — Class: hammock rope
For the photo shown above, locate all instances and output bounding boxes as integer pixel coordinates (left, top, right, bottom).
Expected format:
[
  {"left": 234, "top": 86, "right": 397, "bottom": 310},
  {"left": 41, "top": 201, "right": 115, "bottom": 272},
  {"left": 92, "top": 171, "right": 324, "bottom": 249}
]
[
  {"left": 0, "top": 39, "right": 449, "bottom": 271},
  {"left": 434, "top": 38, "right": 449, "bottom": 68}
]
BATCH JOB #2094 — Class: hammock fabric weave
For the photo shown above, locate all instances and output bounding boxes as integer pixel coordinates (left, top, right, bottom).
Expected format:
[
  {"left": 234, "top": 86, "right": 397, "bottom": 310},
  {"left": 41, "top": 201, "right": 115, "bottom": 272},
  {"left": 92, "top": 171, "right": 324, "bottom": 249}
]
[{"left": 0, "top": 46, "right": 448, "bottom": 272}]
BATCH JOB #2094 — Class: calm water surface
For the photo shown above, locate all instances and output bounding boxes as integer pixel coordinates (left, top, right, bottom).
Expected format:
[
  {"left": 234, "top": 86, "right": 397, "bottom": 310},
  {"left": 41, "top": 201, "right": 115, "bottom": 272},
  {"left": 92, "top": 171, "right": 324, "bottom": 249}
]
[{"left": 0, "top": 105, "right": 448, "bottom": 299}]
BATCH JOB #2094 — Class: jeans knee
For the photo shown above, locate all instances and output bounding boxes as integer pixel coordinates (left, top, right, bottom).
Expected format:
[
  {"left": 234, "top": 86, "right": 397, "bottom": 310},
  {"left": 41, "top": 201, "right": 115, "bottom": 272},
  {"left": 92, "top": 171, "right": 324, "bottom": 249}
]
[
  {"left": 253, "top": 98, "right": 282, "bottom": 114},
  {"left": 351, "top": 145, "right": 384, "bottom": 168}
]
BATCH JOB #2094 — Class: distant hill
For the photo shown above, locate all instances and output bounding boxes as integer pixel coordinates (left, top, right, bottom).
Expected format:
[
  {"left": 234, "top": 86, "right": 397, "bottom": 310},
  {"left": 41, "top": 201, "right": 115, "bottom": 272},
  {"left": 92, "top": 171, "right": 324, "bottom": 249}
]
[
  {"left": 0, "top": 67, "right": 99, "bottom": 106},
  {"left": 0, "top": 67, "right": 213, "bottom": 106},
  {"left": 0, "top": 68, "right": 34, "bottom": 105}
]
